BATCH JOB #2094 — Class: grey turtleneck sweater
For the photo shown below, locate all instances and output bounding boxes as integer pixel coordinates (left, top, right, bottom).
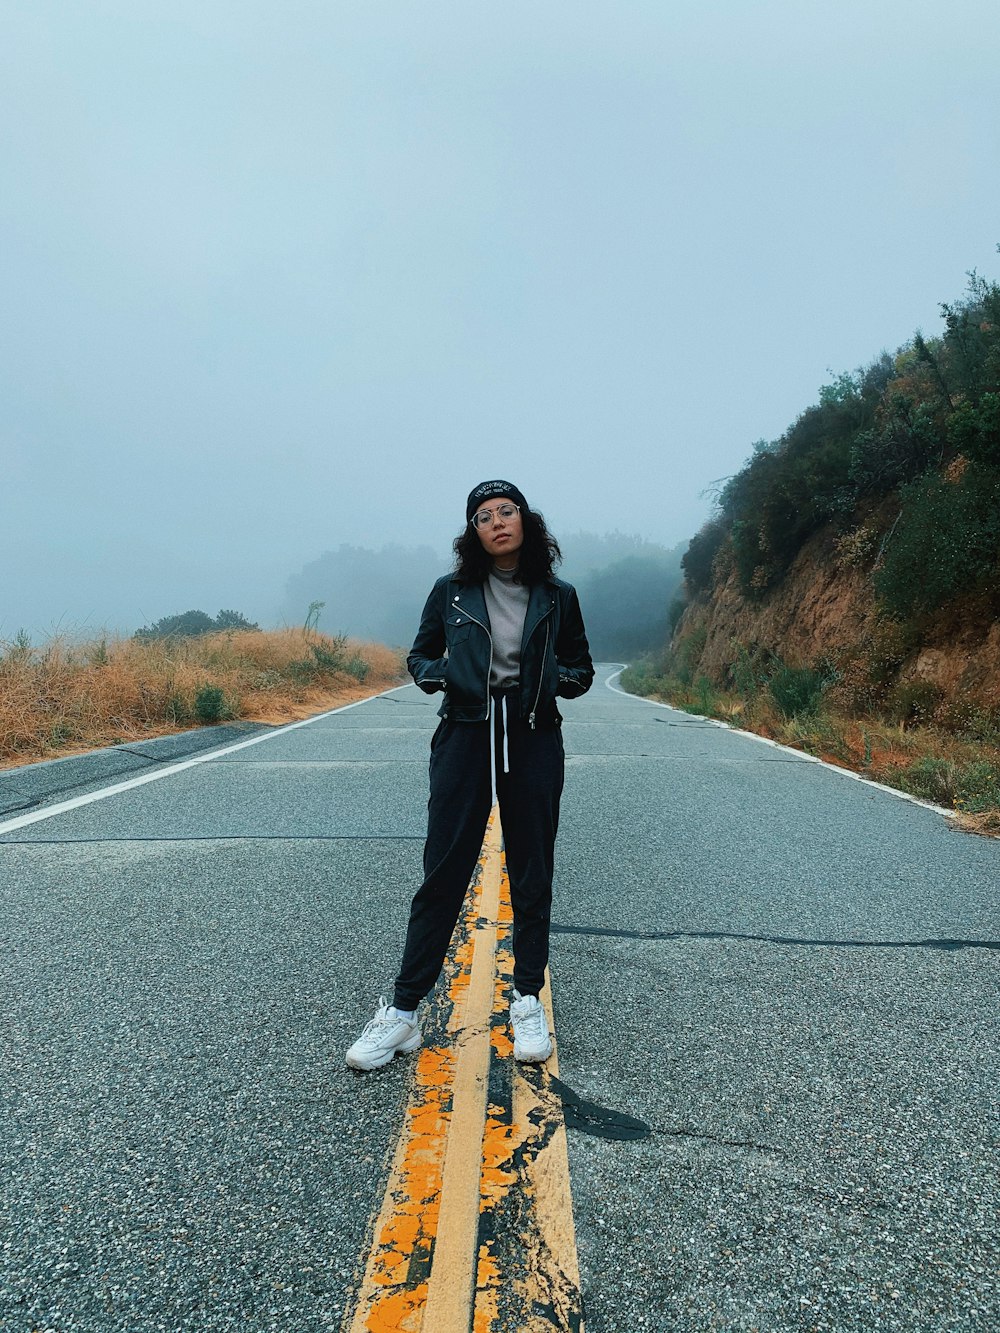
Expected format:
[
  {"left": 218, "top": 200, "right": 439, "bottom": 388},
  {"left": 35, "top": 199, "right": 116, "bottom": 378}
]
[{"left": 483, "top": 563, "right": 529, "bottom": 688}]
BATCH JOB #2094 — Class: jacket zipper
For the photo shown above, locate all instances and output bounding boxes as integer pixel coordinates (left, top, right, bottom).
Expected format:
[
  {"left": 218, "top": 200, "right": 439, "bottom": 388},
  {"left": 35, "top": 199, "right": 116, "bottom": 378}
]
[
  {"left": 455, "top": 591, "right": 553, "bottom": 725},
  {"left": 455, "top": 603, "right": 493, "bottom": 720},
  {"left": 528, "top": 619, "right": 550, "bottom": 729}
]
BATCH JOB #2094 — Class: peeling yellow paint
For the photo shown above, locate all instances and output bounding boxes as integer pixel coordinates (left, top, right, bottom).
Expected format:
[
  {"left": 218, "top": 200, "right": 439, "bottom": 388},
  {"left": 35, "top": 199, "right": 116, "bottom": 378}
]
[
  {"left": 363, "top": 1283, "right": 429, "bottom": 1333},
  {"left": 447, "top": 936, "right": 474, "bottom": 1017},
  {"left": 479, "top": 1113, "right": 522, "bottom": 1209},
  {"left": 346, "top": 821, "right": 493, "bottom": 1333},
  {"left": 356, "top": 1044, "right": 453, "bottom": 1327},
  {"left": 345, "top": 808, "right": 583, "bottom": 1333},
  {"left": 420, "top": 815, "right": 502, "bottom": 1330},
  {"left": 472, "top": 1243, "right": 502, "bottom": 1333},
  {"left": 489, "top": 947, "right": 515, "bottom": 1059}
]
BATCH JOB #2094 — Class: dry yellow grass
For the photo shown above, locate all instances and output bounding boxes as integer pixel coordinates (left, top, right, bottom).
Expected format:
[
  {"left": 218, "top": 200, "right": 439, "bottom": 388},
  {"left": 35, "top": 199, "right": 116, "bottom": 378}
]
[
  {"left": 953, "top": 808, "right": 1000, "bottom": 838},
  {"left": 0, "top": 629, "right": 405, "bottom": 769}
]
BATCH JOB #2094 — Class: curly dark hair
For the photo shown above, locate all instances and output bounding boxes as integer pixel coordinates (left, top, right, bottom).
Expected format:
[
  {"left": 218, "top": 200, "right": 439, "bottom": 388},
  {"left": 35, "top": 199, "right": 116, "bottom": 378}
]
[{"left": 453, "top": 508, "right": 562, "bottom": 585}]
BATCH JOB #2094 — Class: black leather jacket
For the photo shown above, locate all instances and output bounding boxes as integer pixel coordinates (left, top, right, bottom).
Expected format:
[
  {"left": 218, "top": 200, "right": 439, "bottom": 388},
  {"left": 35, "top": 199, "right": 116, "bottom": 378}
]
[{"left": 407, "top": 575, "right": 594, "bottom": 726}]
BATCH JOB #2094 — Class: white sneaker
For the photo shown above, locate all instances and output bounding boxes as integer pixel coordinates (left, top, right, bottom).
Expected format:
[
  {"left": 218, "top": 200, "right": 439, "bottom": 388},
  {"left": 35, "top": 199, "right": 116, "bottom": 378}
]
[
  {"left": 346, "top": 998, "right": 422, "bottom": 1071},
  {"left": 510, "top": 990, "right": 553, "bottom": 1063}
]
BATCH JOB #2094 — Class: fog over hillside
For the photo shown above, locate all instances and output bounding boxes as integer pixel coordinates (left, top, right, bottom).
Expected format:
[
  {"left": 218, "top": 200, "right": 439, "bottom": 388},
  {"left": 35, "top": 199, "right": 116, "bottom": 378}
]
[{"left": 278, "top": 531, "right": 684, "bottom": 659}]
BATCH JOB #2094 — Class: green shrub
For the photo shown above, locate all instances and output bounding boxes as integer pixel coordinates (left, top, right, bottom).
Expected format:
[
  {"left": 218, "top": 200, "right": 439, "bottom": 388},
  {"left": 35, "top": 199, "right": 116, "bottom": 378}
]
[
  {"left": 902, "top": 755, "right": 1000, "bottom": 815},
  {"left": 728, "top": 642, "right": 771, "bottom": 699},
  {"left": 834, "top": 524, "right": 878, "bottom": 569},
  {"left": 310, "top": 635, "right": 349, "bottom": 671},
  {"left": 0, "top": 629, "right": 33, "bottom": 666},
  {"left": 673, "top": 270, "right": 1000, "bottom": 600},
  {"left": 682, "top": 518, "right": 728, "bottom": 593},
  {"left": 284, "top": 636, "right": 371, "bottom": 684},
  {"left": 768, "top": 664, "right": 828, "bottom": 719},
  {"left": 875, "top": 465, "right": 1000, "bottom": 618},
  {"left": 783, "top": 711, "right": 852, "bottom": 763},
  {"left": 953, "top": 707, "right": 1000, "bottom": 745},
  {"left": 899, "top": 756, "right": 958, "bottom": 805},
  {"left": 194, "top": 684, "right": 229, "bottom": 723},
  {"left": 166, "top": 692, "right": 190, "bottom": 724},
  {"left": 694, "top": 674, "right": 716, "bottom": 715},
  {"left": 214, "top": 609, "right": 260, "bottom": 632},
  {"left": 619, "top": 659, "right": 673, "bottom": 698},
  {"left": 344, "top": 654, "right": 370, "bottom": 682},
  {"left": 135, "top": 609, "right": 259, "bottom": 640},
  {"left": 287, "top": 658, "right": 317, "bottom": 684},
  {"left": 889, "top": 680, "right": 944, "bottom": 726},
  {"left": 955, "top": 762, "right": 1000, "bottom": 814},
  {"left": 673, "top": 625, "right": 707, "bottom": 686},
  {"left": 618, "top": 665, "right": 644, "bottom": 694}
]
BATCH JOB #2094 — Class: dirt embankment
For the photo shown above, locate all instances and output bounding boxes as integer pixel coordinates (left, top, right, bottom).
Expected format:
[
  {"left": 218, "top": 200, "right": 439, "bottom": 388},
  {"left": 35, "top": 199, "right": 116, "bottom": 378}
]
[{"left": 678, "top": 527, "right": 1000, "bottom": 713}]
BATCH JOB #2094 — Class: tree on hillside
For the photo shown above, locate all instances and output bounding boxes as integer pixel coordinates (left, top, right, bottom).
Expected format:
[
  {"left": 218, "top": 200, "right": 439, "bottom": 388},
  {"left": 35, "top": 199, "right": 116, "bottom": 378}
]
[
  {"left": 134, "top": 609, "right": 259, "bottom": 639},
  {"left": 214, "top": 609, "right": 259, "bottom": 631},
  {"left": 679, "top": 263, "right": 1000, "bottom": 605},
  {"left": 681, "top": 517, "right": 727, "bottom": 594}
]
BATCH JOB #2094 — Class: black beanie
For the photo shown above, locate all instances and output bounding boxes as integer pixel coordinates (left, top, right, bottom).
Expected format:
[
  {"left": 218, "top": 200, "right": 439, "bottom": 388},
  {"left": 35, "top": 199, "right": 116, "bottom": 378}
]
[{"left": 466, "top": 479, "right": 529, "bottom": 522}]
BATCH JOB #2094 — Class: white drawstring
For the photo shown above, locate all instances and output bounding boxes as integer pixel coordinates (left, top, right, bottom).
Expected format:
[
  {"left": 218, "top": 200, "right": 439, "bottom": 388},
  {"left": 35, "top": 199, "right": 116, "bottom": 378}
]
[
  {"left": 489, "top": 692, "right": 512, "bottom": 809},
  {"left": 501, "top": 694, "right": 510, "bottom": 776},
  {"left": 489, "top": 694, "right": 498, "bottom": 808}
]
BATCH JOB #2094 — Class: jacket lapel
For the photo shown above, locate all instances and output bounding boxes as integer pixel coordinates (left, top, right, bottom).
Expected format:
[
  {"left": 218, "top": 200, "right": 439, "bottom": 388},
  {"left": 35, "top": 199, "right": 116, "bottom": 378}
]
[
  {"left": 521, "top": 582, "right": 554, "bottom": 653},
  {"left": 452, "top": 580, "right": 490, "bottom": 631}
]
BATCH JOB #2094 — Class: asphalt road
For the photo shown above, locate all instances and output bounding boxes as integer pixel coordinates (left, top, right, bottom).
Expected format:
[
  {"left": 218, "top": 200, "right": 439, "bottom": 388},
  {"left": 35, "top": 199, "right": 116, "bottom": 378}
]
[{"left": 1, "top": 670, "right": 997, "bottom": 1332}]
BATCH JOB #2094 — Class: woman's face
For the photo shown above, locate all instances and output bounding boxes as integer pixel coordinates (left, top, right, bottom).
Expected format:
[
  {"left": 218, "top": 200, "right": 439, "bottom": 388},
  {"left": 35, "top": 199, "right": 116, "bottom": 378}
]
[{"left": 472, "top": 500, "right": 524, "bottom": 566}]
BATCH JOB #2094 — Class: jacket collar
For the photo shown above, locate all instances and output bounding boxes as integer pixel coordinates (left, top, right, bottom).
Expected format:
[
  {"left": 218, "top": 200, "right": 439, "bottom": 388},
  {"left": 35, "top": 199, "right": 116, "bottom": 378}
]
[
  {"left": 522, "top": 581, "right": 555, "bottom": 646},
  {"left": 450, "top": 577, "right": 554, "bottom": 644},
  {"left": 450, "top": 579, "right": 489, "bottom": 624}
]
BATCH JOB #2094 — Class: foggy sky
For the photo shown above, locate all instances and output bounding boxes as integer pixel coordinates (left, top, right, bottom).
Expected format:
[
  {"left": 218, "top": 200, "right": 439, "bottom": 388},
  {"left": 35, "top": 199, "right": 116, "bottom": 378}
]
[{"left": 3, "top": 0, "right": 999, "bottom": 639}]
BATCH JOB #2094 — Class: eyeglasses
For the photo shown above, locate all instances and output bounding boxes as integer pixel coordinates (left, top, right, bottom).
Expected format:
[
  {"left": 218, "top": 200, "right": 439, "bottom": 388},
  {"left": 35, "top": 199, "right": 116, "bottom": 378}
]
[{"left": 470, "top": 502, "right": 520, "bottom": 530}]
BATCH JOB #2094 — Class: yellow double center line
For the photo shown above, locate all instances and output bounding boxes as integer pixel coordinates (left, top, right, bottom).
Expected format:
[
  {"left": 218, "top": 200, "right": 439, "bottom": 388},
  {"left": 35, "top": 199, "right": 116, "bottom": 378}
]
[{"left": 346, "top": 812, "right": 584, "bottom": 1333}]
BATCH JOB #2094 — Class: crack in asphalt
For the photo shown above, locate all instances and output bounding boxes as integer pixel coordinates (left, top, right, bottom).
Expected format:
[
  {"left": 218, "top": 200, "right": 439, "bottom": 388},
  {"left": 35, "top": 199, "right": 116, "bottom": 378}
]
[
  {"left": 550, "top": 923, "right": 1000, "bottom": 951},
  {"left": 0, "top": 833, "right": 427, "bottom": 845},
  {"left": 650, "top": 1126, "right": 783, "bottom": 1154}
]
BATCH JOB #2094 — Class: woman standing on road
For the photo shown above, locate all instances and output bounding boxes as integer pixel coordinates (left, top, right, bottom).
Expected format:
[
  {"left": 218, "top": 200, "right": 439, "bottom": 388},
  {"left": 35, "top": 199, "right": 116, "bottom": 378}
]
[{"left": 346, "top": 480, "right": 593, "bottom": 1071}]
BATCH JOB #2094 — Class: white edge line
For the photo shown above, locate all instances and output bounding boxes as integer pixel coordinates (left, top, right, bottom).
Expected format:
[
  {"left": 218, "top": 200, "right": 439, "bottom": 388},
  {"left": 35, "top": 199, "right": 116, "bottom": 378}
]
[
  {"left": 602, "top": 665, "right": 958, "bottom": 823},
  {"left": 0, "top": 682, "right": 417, "bottom": 836}
]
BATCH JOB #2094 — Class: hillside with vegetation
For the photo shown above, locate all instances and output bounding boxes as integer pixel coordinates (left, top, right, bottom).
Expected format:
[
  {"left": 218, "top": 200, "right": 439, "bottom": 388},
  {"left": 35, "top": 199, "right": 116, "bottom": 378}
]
[{"left": 626, "top": 262, "right": 1000, "bottom": 833}]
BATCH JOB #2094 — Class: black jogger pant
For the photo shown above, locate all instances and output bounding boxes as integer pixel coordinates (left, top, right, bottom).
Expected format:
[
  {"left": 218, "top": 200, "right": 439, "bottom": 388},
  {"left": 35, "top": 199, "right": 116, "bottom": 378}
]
[{"left": 392, "top": 693, "right": 565, "bottom": 1011}]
